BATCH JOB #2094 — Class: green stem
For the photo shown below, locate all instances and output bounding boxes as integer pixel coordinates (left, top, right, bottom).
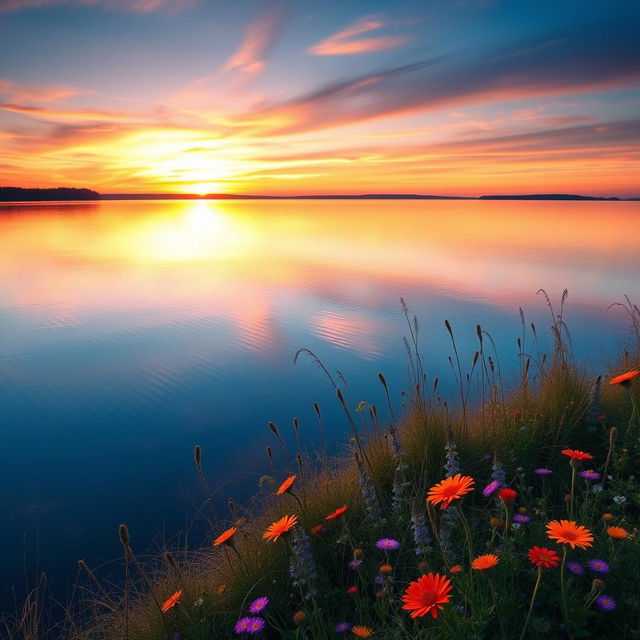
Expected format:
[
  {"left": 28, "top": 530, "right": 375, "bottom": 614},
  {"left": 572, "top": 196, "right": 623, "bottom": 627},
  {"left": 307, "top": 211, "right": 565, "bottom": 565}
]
[
  {"left": 625, "top": 388, "right": 639, "bottom": 441},
  {"left": 502, "top": 502, "right": 511, "bottom": 539},
  {"left": 520, "top": 567, "right": 542, "bottom": 640},
  {"left": 560, "top": 546, "right": 573, "bottom": 639},
  {"left": 456, "top": 503, "right": 474, "bottom": 567},
  {"left": 569, "top": 463, "right": 577, "bottom": 520}
]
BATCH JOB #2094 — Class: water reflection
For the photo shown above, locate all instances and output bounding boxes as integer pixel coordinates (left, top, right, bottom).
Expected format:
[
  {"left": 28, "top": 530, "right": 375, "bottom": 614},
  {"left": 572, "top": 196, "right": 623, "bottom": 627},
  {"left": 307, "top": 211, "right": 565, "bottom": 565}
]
[{"left": 0, "top": 198, "right": 638, "bottom": 597}]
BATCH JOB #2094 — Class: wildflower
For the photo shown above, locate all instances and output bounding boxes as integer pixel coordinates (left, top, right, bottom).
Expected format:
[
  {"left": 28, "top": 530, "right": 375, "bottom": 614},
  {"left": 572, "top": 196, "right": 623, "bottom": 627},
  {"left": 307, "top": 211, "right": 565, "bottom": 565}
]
[
  {"left": 561, "top": 449, "right": 593, "bottom": 461},
  {"left": 427, "top": 474, "right": 475, "bottom": 509},
  {"left": 518, "top": 506, "right": 528, "bottom": 514},
  {"left": 161, "top": 590, "right": 183, "bottom": 613},
  {"left": 449, "top": 564, "right": 463, "bottom": 574},
  {"left": 580, "top": 470, "right": 600, "bottom": 480},
  {"left": 410, "top": 498, "right": 432, "bottom": 556},
  {"left": 194, "top": 596, "right": 203, "bottom": 607},
  {"left": 213, "top": 526, "right": 237, "bottom": 547},
  {"left": 379, "top": 564, "right": 393, "bottom": 574},
  {"left": 348, "top": 560, "right": 363, "bottom": 569},
  {"left": 444, "top": 435, "right": 461, "bottom": 477},
  {"left": 355, "top": 453, "right": 385, "bottom": 526},
  {"left": 482, "top": 480, "right": 500, "bottom": 497},
  {"left": 310, "top": 524, "right": 327, "bottom": 536},
  {"left": 566, "top": 561, "right": 585, "bottom": 575},
  {"left": 595, "top": 595, "right": 617, "bottom": 611},
  {"left": 498, "top": 488, "right": 517, "bottom": 503},
  {"left": 528, "top": 546, "right": 560, "bottom": 569},
  {"left": 612, "top": 495, "right": 626, "bottom": 505},
  {"left": 376, "top": 538, "right": 400, "bottom": 551},
  {"left": 602, "top": 513, "right": 614, "bottom": 521},
  {"left": 353, "top": 548, "right": 363, "bottom": 558},
  {"left": 513, "top": 514, "right": 531, "bottom": 524},
  {"left": 234, "top": 617, "right": 265, "bottom": 634},
  {"left": 491, "top": 455, "right": 506, "bottom": 486},
  {"left": 289, "top": 527, "right": 317, "bottom": 598},
  {"left": 592, "top": 483, "right": 603, "bottom": 494},
  {"left": 471, "top": 554, "right": 499, "bottom": 570},
  {"left": 402, "top": 573, "right": 453, "bottom": 618},
  {"left": 293, "top": 611, "right": 305, "bottom": 625},
  {"left": 347, "top": 586, "right": 358, "bottom": 595},
  {"left": 248, "top": 596, "right": 269, "bottom": 614},
  {"left": 546, "top": 520, "right": 593, "bottom": 549},
  {"left": 592, "top": 578, "right": 605, "bottom": 593},
  {"left": 534, "top": 468, "right": 552, "bottom": 475},
  {"left": 388, "top": 424, "right": 404, "bottom": 459},
  {"left": 607, "top": 526, "right": 629, "bottom": 539},
  {"left": 609, "top": 369, "right": 639, "bottom": 386},
  {"left": 215, "top": 583, "right": 227, "bottom": 596},
  {"left": 352, "top": 626, "right": 374, "bottom": 638},
  {"left": 587, "top": 559, "right": 609, "bottom": 574},
  {"left": 334, "top": 622, "right": 352, "bottom": 633},
  {"left": 490, "top": 517, "right": 505, "bottom": 529},
  {"left": 276, "top": 475, "right": 296, "bottom": 495},
  {"left": 263, "top": 514, "right": 298, "bottom": 542},
  {"left": 326, "top": 505, "right": 348, "bottom": 520}
]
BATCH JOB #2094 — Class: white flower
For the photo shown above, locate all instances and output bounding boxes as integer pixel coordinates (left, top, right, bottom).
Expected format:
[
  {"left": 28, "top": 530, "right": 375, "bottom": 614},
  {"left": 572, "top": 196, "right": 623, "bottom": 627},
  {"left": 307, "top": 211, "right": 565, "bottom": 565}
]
[
  {"left": 592, "top": 483, "right": 603, "bottom": 494},
  {"left": 613, "top": 495, "right": 626, "bottom": 504}
]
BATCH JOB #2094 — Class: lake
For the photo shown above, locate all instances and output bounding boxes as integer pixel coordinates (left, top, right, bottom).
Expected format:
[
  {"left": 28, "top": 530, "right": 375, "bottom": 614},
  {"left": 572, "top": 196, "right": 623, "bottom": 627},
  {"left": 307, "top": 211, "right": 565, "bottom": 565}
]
[{"left": 0, "top": 198, "right": 638, "bottom": 599}]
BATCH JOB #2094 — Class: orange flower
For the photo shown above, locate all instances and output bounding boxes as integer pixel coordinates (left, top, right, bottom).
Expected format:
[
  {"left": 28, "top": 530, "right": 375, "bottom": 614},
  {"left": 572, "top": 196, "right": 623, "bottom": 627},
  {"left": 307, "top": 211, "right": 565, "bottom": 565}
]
[
  {"left": 471, "top": 554, "right": 499, "bottom": 570},
  {"left": 527, "top": 546, "right": 560, "bottom": 569},
  {"left": 546, "top": 520, "right": 593, "bottom": 549},
  {"left": 427, "top": 474, "right": 475, "bottom": 509},
  {"left": 561, "top": 449, "right": 593, "bottom": 461},
  {"left": 352, "top": 626, "right": 374, "bottom": 638},
  {"left": 276, "top": 474, "right": 296, "bottom": 495},
  {"left": 263, "top": 514, "right": 298, "bottom": 542},
  {"left": 602, "top": 513, "right": 614, "bottom": 521},
  {"left": 609, "top": 369, "right": 639, "bottom": 386},
  {"left": 212, "top": 526, "right": 237, "bottom": 547},
  {"left": 449, "top": 564, "right": 463, "bottom": 574},
  {"left": 161, "top": 589, "right": 183, "bottom": 613},
  {"left": 326, "top": 504, "right": 349, "bottom": 520},
  {"left": 607, "top": 526, "right": 629, "bottom": 540},
  {"left": 401, "top": 573, "right": 453, "bottom": 618},
  {"left": 379, "top": 564, "right": 393, "bottom": 574}
]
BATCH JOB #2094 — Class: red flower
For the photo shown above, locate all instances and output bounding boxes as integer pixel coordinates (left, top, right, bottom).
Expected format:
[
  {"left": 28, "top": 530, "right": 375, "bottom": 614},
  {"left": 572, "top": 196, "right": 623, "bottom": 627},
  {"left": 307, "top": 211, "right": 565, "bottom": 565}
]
[
  {"left": 347, "top": 586, "right": 358, "bottom": 595},
  {"left": 498, "top": 488, "right": 517, "bottom": 503},
  {"left": 609, "top": 369, "right": 639, "bottom": 386},
  {"left": 561, "top": 449, "right": 593, "bottom": 461},
  {"left": 402, "top": 573, "right": 453, "bottom": 619},
  {"left": 326, "top": 505, "right": 348, "bottom": 520},
  {"left": 527, "top": 546, "right": 560, "bottom": 569}
]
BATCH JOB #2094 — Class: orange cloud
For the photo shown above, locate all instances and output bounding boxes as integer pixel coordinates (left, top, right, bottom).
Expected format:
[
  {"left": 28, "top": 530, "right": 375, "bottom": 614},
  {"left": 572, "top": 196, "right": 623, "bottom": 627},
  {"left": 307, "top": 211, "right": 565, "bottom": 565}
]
[
  {"left": 307, "top": 15, "right": 411, "bottom": 56},
  {"left": 0, "top": 78, "right": 89, "bottom": 104},
  {"left": 222, "top": 0, "right": 288, "bottom": 76}
]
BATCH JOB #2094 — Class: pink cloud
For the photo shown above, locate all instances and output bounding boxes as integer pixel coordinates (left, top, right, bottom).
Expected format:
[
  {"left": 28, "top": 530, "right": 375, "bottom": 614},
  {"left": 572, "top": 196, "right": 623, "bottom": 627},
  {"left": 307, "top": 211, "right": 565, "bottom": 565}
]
[
  {"left": 307, "top": 15, "right": 411, "bottom": 56},
  {"left": 222, "top": 1, "right": 288, "bottom": 76},
  {"left": 0, "top": 77, "right": 89, "bottom": 104},
  {"left": 0, "top": 0, "right": 197, "bottom": 13}
]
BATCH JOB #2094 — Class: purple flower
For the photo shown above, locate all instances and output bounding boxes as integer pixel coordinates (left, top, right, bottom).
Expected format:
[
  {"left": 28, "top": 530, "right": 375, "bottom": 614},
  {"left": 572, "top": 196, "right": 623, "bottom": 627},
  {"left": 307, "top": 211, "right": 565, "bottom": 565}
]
[
  {"left": 587, "top": 559, "right": 609, "bottom": 574},
  {"left": 595, "top": 595, "right": 616, "bottom": 611},
  {"left": 376, "top": 538, "right": 400, "bottom": 551},
  {"left": 348, "top": 559, "right": 363, "bottom": 569},
  {"left": 566, "top": 561, "right": 585, "bottom": 575},
  {"left": 534, "top": 468, "right": 552, "bottom": 475},
  {"left": 334, "top": 622, "right": 352, "bottom": 633},
  {"left": 580, "top": 470, "right": 600, "bottom": 480},
  {"left": 235, "top": 617, "right": 265, "bottom": 634},
  {"left": 483, "top": 481, "right": 500, "bottom": 497},
  {"left": 513, "top": 514, "right": 531, "bottom": 524},
  {"left": 248, "top": 596, "right": 269, "bottom": 614}
]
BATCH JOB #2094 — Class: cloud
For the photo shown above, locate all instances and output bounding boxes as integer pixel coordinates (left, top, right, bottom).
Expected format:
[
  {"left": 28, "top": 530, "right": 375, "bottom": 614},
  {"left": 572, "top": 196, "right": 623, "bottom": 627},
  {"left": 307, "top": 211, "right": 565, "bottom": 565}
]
[
  {"left": 0, "top": 0, "right": 198, "bottom": 13},
  {"left": 222, "top": 0, "right": 289, "bottom": 76},
  {"left": 0, "top": 77, "right": 89, "bottom": 104},
  {"left": 307, "top": 15, "right": 411, "bottom": 56},
  {"left": 237, "top": 21, "right": 640, "bottom": 136}
]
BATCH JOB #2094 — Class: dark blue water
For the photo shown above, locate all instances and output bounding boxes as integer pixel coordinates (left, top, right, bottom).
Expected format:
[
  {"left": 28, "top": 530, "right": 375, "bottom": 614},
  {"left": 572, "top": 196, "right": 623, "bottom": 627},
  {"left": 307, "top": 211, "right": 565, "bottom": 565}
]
[{"left": 1, "top": 199, "right": 638, "bottom": 603}]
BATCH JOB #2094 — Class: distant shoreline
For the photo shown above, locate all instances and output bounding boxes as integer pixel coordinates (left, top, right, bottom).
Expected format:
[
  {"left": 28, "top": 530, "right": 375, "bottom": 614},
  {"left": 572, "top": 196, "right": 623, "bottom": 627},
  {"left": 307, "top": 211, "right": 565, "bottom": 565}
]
[{"left": 1, "top": 186, "right": 635, "bottom": 202}]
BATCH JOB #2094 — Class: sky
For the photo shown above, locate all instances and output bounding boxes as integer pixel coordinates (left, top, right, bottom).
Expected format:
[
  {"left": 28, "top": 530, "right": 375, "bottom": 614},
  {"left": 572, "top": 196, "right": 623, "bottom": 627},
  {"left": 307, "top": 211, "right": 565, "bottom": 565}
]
[{"left": 0, "top": 0, "right": 639, "bottom": 196}]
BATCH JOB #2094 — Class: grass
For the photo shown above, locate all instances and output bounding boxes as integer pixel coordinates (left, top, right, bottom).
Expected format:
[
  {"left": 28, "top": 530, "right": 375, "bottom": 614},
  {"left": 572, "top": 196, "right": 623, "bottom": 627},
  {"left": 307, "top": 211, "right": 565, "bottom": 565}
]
[{"left": 3, "top": 295, "right": 640, "bottom": 639}]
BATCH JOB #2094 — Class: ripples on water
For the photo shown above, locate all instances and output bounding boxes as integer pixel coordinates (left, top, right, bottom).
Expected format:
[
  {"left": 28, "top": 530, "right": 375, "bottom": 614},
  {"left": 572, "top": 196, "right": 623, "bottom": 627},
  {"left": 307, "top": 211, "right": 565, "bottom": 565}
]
[{"left": 0, "top": 198, "right": 638, "bottom": 596}]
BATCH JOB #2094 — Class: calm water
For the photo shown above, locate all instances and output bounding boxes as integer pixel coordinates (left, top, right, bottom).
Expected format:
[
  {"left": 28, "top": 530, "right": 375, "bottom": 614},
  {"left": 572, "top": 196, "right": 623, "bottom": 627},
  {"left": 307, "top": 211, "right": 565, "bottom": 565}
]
[{"left": 1, "top": 199, "right": 638, "bottom": 598}]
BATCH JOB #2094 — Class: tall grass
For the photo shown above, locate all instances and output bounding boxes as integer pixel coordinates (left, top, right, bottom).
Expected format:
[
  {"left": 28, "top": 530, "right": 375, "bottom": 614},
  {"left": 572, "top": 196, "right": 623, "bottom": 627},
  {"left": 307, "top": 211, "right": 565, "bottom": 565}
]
[{"left": 3, "top": 296, "right": 639, "bottom": 639}]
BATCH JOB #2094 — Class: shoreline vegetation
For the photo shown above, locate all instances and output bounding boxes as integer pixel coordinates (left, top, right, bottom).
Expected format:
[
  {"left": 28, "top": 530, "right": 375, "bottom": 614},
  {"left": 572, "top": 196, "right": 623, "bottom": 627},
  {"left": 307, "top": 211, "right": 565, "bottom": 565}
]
[
  {"left": 0, "top": 186, "right": 630, "bottom": 202},
  {"left": 3, "top": 294, "right": 640, "bottom": 639}
]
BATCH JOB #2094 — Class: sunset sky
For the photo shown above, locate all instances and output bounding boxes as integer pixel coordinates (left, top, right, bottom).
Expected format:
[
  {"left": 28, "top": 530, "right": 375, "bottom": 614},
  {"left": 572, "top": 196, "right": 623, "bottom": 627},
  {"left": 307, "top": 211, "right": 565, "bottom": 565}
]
[{"left": 1, "top": 0, "right": 638, "bottom": 196}]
